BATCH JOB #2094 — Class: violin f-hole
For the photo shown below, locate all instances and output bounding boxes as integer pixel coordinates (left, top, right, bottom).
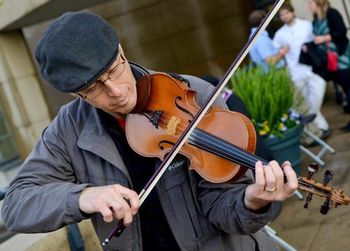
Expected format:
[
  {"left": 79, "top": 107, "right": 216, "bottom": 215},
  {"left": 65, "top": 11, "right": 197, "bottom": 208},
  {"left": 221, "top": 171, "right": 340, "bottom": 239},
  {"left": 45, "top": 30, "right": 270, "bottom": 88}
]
[
  {"left": 159, "top": 140, "right": 175, "bottom": 150},
  {"left": 175, "top": 96, "right": 194, "bottom": 122}
]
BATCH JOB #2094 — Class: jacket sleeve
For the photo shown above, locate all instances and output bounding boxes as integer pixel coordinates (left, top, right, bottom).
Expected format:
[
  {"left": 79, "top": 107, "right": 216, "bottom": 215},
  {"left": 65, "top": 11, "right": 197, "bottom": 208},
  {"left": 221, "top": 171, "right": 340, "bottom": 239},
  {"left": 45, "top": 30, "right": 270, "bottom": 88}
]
[
  {"left": 197, "top": 172, "right": 281, "bottom": 234},
  {"left": 1, "top": 114, "right": 92, "bottom": 233}
]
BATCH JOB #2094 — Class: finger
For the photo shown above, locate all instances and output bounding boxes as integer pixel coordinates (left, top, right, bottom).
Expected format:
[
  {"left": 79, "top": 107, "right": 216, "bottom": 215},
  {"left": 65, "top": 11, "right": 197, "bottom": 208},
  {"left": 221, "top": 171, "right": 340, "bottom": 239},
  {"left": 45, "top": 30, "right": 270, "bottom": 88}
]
[
  {"left": 269, "top": 161, "right": 284, "bottom": 191},
  {"left": 254, "top": 161, "right": 265, "bottom": 192},
  {"left": 113, "top": 185, "right": 140, "bottom": 215},
  {"left": 99, "top": 204, "right": 114, "bottom": 223},
  {"left": 107, "top": 199, "right": 134, "bottom": 226},
  {"left": 282, "top": 163, "right": 298, "bottom": 195},
  {"left": 116, "top": 198, "right": 134, "bottom": 226},
  {"left": 109, "top": 197, "right": 133, "bottom": 223},
  {"left": 282, "top": 161, "right": 291, "bottom": 168},
  {"left": 264, "top": 163, "right": 276, "bottom": 192}
]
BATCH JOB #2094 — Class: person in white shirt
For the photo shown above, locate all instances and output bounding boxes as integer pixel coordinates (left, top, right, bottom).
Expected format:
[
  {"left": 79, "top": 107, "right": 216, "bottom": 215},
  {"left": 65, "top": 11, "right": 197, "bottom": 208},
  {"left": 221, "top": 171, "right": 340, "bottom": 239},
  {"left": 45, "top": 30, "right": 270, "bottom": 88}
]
[
  {"left": 248, "top": 10, "right": 289, "bottom": 73},
  {"left": 273, "top": 3, "right": 330, "bottom": 139}
]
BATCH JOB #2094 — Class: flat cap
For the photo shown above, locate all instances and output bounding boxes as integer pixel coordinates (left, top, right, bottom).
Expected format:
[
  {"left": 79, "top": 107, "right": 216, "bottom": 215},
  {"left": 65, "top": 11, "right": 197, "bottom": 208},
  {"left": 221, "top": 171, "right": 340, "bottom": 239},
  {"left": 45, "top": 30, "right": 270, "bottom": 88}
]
[{"left": 35, "top": 11, "right": 119, "bottom": 93}]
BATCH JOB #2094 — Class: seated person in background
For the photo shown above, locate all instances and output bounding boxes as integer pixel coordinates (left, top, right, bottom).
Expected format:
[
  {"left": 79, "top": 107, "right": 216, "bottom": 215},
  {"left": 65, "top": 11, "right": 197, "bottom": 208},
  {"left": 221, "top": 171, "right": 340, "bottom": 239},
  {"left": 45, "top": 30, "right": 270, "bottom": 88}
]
[
  {"left": 248, "top": 10, "right": 289, "bottom": 72},
  {"left": 307, "top": 0, "right": 350, "bottom": 132},
  {"left": 273, "top": 3, "right": 330, "bottom": 139}
]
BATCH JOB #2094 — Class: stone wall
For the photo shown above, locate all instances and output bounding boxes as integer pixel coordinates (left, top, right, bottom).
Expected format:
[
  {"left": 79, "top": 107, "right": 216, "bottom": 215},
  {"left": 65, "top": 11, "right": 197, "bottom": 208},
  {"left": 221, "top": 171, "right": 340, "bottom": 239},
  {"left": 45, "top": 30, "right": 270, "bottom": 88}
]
[
  {"left": 0, "top": 31, "right": 51, "bottom": 158},
  {"left": 24, "top": 0, "right": 254, "bottom": 115}
]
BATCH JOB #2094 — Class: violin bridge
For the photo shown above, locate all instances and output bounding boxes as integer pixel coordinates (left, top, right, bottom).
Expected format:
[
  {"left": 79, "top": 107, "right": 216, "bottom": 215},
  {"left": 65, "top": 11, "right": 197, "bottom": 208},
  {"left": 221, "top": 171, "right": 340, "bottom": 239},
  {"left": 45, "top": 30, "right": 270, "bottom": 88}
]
[{"left": 166, "top": 116, "right": 181, "bottom": 135}]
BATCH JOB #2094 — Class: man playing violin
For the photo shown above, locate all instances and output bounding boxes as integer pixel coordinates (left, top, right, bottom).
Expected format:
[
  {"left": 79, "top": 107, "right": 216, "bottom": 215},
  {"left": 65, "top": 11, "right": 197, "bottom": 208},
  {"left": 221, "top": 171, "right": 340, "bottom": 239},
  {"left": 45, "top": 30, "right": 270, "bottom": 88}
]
[{"left": 1, "top": 12, "right": 298, "bottom": 251}]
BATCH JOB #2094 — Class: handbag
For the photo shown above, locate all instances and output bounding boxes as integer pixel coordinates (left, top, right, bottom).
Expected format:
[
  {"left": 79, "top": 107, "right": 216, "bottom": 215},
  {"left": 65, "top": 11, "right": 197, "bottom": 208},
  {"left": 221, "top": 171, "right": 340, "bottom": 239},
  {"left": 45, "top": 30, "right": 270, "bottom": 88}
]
[{"left": 326, "top": 42, "right": 338, "bottom": 72}]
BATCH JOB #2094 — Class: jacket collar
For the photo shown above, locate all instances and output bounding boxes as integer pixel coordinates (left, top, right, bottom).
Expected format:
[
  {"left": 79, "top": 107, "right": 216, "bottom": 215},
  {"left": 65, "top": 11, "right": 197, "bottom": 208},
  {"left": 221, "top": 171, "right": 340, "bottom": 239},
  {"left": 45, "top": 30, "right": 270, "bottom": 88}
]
[
  {"left": 77, "top": 106, "right": 131, "bottom": 179},
  {"left": 76, "top": 62, "right": 149, "bottom": 179}
]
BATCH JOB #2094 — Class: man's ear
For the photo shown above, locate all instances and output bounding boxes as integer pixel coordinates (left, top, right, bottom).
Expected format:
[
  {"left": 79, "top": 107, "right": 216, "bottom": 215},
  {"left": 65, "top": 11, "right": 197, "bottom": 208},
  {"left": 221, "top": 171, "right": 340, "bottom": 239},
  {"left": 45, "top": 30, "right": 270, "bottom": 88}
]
[
  {"left": 70, "top": 93, "right": 81, "bottom": 99},
  {"left": 119, "top": 44, "right": 125, "bottom": 55}
]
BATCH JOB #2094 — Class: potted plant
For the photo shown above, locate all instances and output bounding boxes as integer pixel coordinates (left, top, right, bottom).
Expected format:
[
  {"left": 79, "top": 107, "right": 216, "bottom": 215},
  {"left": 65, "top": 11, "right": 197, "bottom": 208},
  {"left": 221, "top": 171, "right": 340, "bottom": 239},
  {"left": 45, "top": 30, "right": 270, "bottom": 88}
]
[{"left": 230, "top": 65, "right": 303, "bottom": 174}]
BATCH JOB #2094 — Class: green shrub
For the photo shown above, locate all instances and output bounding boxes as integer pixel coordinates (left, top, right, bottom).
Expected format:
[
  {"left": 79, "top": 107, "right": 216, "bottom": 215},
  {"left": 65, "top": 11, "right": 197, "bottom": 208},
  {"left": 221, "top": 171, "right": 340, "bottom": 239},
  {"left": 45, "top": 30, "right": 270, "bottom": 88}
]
[{"left": 230, "top": 65, "right": 299, "bottom": 137}]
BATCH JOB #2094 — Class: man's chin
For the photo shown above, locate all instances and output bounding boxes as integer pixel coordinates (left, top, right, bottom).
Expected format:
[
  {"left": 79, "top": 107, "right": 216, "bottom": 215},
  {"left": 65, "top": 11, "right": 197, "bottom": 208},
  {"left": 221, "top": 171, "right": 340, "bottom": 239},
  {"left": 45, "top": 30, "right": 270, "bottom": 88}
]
[{"left": 111, "top": 103, "right": 136, "bottom": 116}]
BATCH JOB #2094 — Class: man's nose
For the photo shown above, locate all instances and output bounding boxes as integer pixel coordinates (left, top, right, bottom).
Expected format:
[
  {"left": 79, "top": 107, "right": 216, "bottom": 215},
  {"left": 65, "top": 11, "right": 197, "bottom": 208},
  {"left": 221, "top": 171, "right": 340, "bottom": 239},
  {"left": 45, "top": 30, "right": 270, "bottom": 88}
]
[{"left": 105, "top": 80, "right": 122, "bottom": 96}]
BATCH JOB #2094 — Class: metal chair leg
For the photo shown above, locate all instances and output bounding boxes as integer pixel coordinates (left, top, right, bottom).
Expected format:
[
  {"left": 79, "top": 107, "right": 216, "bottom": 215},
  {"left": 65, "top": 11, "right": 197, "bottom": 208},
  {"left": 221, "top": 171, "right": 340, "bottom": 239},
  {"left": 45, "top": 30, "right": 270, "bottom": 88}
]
[
  {"left": 265, "top": 225, "right": 298, "bottom": 251},
  {"left": 300, "top": 128, "right": 335, "bottom": 166},
  {"left": 293, "top": 190, "right": 304, "bottom": 200}
]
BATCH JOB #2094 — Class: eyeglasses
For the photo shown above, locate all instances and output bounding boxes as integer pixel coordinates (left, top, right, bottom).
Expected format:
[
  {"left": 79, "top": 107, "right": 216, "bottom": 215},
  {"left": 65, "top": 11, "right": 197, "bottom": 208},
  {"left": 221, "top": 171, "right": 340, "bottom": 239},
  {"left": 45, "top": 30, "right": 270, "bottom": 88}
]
[{"left": 77, "top": 53, "right": 126, "bottom": 100}]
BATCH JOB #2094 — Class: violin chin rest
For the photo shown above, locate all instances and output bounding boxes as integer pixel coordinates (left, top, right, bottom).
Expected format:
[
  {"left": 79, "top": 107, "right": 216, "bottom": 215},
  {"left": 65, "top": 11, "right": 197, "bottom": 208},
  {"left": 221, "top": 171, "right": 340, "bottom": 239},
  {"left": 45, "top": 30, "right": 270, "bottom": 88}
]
[{"left": 132, "top": 74, "right": 151, "bottom": 113}]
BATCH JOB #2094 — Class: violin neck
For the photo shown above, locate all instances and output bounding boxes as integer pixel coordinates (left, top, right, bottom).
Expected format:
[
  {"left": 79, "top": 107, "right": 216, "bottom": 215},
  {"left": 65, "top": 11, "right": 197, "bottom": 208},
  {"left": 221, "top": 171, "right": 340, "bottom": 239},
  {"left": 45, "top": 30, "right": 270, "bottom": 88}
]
[
  {"left": 190, "top": 129, "right": 305, "bottom": 187},
  {"left": 189, "top": 128, "right": 269, "bottom": 171}
]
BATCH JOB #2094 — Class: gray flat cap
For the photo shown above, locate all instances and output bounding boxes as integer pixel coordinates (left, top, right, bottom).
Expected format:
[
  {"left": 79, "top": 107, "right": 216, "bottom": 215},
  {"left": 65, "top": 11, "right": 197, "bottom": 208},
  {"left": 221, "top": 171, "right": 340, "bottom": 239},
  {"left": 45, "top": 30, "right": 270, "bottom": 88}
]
[{"left": 35, "top": 11, "right": 119, "bottom": 93}]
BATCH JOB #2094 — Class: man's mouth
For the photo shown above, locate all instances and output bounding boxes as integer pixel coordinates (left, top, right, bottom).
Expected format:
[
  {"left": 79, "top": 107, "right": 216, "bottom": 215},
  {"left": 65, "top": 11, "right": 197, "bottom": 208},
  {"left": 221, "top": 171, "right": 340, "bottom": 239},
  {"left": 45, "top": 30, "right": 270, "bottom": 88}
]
[{"left": 111, "top": 97, "right": 128, "bottom": 108}]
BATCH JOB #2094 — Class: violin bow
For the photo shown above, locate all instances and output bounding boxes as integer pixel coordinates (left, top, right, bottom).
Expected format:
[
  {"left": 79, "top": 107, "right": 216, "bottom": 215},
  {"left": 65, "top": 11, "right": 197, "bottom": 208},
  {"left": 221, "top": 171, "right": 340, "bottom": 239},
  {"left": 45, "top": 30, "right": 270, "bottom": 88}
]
[{"left": 102, "top": 0, "right": 286, "bottom": 246}]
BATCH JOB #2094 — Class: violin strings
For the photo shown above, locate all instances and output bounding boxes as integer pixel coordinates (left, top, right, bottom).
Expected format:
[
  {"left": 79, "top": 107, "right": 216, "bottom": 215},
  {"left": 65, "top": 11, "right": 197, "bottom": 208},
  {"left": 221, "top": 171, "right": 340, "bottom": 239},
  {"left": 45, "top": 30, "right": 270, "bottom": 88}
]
[
  {"left": 191, "top": 129, "right": 261, "bottom": 169},
  {"left": 190, "top": 133, "right": 256, "bottom": 170},
  {"left": 144, "top": 112, "right": 323, "bottom": 190},
  {"left": 151, "top": 113, "right": 279, "bottom": 171},
  {"left": 298, "top": 179, "right": 331, "bottom": 192},
  {"left": 150, "top": 113, "right": 260, "bottom": 170},
  {"left": 191, "top": 131, "right": 320, "bottom": 191}
]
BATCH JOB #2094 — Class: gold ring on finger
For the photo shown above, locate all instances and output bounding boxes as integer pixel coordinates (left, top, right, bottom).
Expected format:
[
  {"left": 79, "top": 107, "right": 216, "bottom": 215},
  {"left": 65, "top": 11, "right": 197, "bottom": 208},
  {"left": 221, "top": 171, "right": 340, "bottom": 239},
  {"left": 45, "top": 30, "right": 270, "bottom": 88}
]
[{"left": 265, "top": 186, "right": 276, "bottom": 192}]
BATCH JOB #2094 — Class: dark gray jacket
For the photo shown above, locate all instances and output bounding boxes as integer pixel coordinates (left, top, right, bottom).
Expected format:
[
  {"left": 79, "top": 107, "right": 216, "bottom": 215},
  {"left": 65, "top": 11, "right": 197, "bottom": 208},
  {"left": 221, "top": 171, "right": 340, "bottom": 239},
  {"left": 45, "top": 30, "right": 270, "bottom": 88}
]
[{"left": 2, "top": 65, "right": 279, "bottom": 251}]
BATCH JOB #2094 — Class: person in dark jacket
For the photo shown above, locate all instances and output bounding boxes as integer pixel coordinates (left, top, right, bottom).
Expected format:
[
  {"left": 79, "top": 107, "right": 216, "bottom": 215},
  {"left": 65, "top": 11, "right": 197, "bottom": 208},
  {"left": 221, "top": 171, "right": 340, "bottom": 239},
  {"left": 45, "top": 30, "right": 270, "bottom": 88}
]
[
  {"left": 307, "top": 0, "right": 350, "bottom": 131},
  {"left": 1, "top": 12, "right": 298, "bottom": 251}
]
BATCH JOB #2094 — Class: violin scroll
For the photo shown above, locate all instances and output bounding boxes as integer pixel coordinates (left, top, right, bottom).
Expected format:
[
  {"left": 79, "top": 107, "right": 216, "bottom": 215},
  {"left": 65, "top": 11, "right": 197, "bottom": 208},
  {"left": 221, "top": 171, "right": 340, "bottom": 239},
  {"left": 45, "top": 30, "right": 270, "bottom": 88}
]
[{"left": 298, "top": 163, "right": 350, "bottom": 214}]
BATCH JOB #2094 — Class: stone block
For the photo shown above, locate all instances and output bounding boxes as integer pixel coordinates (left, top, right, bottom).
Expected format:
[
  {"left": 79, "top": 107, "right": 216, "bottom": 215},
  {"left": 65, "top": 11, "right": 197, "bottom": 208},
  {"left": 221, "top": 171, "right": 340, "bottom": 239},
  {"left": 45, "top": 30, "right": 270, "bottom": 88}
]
[
  {"left": 126, "top": 40, "right": 179, "bottom": 72},
  {"left": 92, "top": 0, "right": 158, "bottom": 19},
  {"left": 0, "top": 233, "right": 48, "bottom": 251},
  {"left": 15, "top": 75, "right": 50, "bottom": 124},
  {"left": 17, "top": 126, "right": 37, "bottom": 156},
  {"left": 30, "top": 119, "right": 50, "bottom": 142},
  {"left": 26, "top": 228, "right": 69, "bottom": 251},
  {"left": 0, "top": 79, "right": 25, "bottom": 129},
  {"left": 0, "top": 32, "right": 35, "bottom": 79},
  {"left": 0, "top": 48, "right": 10, "bottom": 83}
]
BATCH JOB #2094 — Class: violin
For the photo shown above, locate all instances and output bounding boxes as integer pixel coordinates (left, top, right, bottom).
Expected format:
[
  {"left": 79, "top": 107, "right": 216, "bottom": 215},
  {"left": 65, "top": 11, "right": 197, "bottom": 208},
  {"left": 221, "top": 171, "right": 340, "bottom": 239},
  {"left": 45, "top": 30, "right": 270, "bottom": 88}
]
[
  {"left": 127, "top": 72, "right": 255, "bottom": 183},
  {"left": 127, "top": 73, "right": 350, "bottom": 212}
]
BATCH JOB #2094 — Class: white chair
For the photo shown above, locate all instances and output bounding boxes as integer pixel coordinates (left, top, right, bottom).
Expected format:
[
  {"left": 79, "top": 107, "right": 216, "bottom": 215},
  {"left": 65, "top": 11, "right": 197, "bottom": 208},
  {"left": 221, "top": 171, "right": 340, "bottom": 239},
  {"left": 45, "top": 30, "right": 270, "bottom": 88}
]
[
  {"left": 299, "top": 126, "right": 335, "bottom": 166},
  {"left": 299, "top": 114, "right": 335, "bottom": 166}
]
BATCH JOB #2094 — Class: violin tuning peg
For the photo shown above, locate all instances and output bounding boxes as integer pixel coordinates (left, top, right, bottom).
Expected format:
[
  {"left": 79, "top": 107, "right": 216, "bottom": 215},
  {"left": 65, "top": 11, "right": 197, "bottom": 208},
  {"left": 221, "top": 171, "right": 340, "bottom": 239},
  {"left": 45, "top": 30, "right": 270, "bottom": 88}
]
[
  {"left": 320, "top": 199, "right": 330, "bottom": 215},
  {"left": 307, "top": 163, "right": 319, "bottom": 180},
  {"left": 304, "top": 193, "right": 313, "bottom": 209},
  {"left": 323, "top": 170, "right": 334, "bottom": 186}
]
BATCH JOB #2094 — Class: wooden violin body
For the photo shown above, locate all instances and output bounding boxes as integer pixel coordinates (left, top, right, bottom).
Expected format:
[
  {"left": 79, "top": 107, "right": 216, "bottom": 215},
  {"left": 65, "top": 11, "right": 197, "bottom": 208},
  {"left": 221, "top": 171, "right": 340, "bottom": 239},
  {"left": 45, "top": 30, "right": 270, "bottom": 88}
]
[{"left": 126, "top": 73, "right": 256, "bottom": 183}]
